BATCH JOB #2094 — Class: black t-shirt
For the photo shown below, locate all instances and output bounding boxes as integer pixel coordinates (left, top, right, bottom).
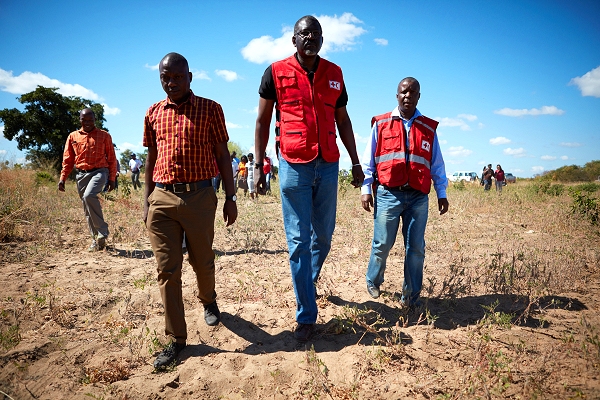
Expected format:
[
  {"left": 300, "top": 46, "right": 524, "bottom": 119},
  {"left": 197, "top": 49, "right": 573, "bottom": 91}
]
[{"left": 258, "top": 55, "right": 348, "bottom": 108}]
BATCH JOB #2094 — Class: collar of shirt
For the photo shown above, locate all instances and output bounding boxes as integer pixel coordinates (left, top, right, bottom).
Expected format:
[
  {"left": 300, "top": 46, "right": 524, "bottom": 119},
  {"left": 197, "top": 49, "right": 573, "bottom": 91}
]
[
  {"left": 78, "top": 127, "right": 98, "bottom": 135},
  {"left": 294, "top": 53, "right": 321, "bottom": 74},
  {"left": 392, "top": 106, "right": 422, "bottom": 132},
  {"left": 164, "top": 90, "right": 195, "bottom": 109}
]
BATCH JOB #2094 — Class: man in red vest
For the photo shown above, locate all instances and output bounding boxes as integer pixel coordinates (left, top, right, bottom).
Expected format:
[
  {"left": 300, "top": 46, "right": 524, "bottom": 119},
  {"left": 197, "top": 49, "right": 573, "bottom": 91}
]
[
  {"left": 254, "top": 15, "right": 364, "bottom": 342},
  {"left": 360, "top": 77, "right": 449, "bottom": 307}
]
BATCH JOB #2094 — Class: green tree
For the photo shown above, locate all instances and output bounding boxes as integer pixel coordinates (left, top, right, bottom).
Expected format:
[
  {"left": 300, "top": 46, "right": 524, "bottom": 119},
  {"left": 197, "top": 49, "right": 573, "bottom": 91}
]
[
  {"left": 227, "top": 141, "right": 244, "bottom": 157},
  {"left": 0, "top": 86, "right": 106, "bottom": 172}
]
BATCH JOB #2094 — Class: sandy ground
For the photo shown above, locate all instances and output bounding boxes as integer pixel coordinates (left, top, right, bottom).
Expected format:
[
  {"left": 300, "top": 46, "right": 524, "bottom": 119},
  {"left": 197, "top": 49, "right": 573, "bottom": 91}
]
[{"left": 1, "top": 188, "right": 599, "bottom": 399}]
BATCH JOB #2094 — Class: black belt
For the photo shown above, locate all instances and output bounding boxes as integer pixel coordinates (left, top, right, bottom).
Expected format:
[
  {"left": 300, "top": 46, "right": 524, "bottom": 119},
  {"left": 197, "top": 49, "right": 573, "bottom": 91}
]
[
  {"left": 155, "top": 180, "right": 212, "bottom": 193},
  {"left": 77, "top": 167, "right": 101, "bottom": 174},
  {"left": 382, "top": 184, "right": 416, "bottom": 192}
]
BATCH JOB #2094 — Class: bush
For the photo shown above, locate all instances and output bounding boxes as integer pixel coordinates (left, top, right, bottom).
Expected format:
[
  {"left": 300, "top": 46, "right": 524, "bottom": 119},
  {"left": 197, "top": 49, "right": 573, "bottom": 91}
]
[
  {"left": 35, "top": 171, "right": 56, "bottom": 186},
  {"left": 569, "top": 189, "right": 599, "bottom": 225}
]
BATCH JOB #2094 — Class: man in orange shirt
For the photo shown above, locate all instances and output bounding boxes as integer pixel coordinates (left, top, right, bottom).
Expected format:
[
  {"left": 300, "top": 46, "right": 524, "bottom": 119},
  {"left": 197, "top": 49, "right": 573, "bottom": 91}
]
[
  {"left": 58, "top": 108, "right": 117, "bottom": 251},
  {"left": 143, "top": 52, "right": 237, "bottom": 370}
]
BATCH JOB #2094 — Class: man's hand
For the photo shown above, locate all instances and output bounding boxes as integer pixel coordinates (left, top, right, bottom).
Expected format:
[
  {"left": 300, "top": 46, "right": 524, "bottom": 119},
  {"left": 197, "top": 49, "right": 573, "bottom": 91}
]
[
  {"left": 351, "top": 165, "right": 365, "bottom": 188},
  {"left": 143, "top": 203, "right": 149, "bottom": 224},
  {"left": 256, "top": 168, "right": 267, "bottom": 195},
  {"left": 106, "top": 180, "right": 115, "bottom": 192},
  {"left": 223, "top": 199, "right": 238, "bottom": 227},
  {"left": 58, "top": 180, "right": 65, "bottom": 192},
  {"left": 438, "top": 198, "right": 449, "bottom": 215},
  {"left": 361, "top": 194, "right": 373, "bottom": 212}
]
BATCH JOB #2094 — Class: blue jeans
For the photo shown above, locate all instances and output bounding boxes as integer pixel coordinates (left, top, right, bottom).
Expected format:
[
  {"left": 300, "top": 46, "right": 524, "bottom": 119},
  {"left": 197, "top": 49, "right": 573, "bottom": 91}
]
[
  {"left": 366, "top": 185, "right": 429, "bottom": 305},
  {"left": 279, "top": 156, "right": 338, "bottom": 324}
]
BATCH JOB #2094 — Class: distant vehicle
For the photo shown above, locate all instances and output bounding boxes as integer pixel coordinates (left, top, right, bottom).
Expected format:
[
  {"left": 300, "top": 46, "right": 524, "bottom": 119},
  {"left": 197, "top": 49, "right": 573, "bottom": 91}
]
[
  {"left": 449, "top": 171, "right": 478, "bottom": 182},
  {"left": 505, "top": 173, "right": 516, "bottom": 183}
]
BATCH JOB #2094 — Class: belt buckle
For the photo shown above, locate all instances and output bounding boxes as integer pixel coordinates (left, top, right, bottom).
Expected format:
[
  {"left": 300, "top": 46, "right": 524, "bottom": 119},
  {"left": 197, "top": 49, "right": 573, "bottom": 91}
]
[{"left": 173, "top": 183, "right": 192, "bottom": 193}]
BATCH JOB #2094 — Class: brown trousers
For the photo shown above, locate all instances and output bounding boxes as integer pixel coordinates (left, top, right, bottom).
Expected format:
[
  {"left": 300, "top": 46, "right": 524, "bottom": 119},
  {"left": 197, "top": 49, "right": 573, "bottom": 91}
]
[{"left": 146, "top": 186, "right": 217, "bottom": 343}]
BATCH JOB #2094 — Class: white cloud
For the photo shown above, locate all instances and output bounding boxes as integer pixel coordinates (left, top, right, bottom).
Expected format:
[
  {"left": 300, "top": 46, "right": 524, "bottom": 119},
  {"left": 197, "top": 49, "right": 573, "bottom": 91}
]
[
  {"left": 541, "top": 155, "right": 556, "bottom": 160},
  {"left": 226, "top": 121, "right": 243, "bottom": 129},
  {"left": 241, "top": 13, "right": 367, "bottom": 64},
  {"left": 446, "top": 146, "right": 473, "bottom": 157},
  {"left": 117, "top": 142, "right": 144, "bottom": 153},
  {"left": 503, "top": 147, "right": 527, "bottom": 157},
  {"left": 561, "top": 155, "right": 569, "bottom": 160},
  {"left": 438, "top": 114, "right": 478, "bottom": 131},
  {"left": 560, "top": 142, "right": 582, "bottom": 147},
  {"left": 192, "top": 70, "right": 211, "bottom": 81},
  {"left": 490, "top": 136, "right": 511, "bottom": 145},
  {"left": 457, "top": 113, "right": 477, "bottom": 122},
  {"left": 569, "top": 65, "right": 600, "bottom": 97},
  {"left": 532, "top": 166, "right": 545, "bottom": 174},
  {"left": 144, "top": 63, "right": 159, "bottom": 71},
  {"left": 102, "top": 103, "right": 121, "bottom": 116},
  {"left": 0, "top": 68, "right": 99, "bottom": 99},
  {"left": 439, "top": 139, "right": 447, "bottom": 145},
  {"left": 0, "top": 149, "right": 6, "bottom": 156},
  {"left": 215, "top": 70, "right": 239, "bottom": 82},
  {"left": 494, "top": 106, "right": 565, "bottom": 117},
  {"left": 374, "top": 38, "right": 388, "bottom": 46}
]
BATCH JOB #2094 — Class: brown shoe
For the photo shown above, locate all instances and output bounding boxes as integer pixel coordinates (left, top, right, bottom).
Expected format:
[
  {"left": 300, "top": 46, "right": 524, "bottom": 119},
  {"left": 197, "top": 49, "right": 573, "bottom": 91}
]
[{"left": 294, "top": 323, "right": 314, "bottom": 342}]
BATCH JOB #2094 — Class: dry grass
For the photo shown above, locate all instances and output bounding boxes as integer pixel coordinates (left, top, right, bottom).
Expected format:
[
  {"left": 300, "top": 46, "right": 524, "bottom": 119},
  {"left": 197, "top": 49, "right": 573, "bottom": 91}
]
[{"left": 1, "top": 168, "right": 599, "bottom": 399}]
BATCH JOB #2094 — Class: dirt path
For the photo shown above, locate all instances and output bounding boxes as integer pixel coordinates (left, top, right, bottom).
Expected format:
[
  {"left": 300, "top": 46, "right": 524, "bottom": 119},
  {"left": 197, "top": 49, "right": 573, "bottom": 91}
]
[{"left": 1, "top": 189, "right": 599, "bottom": 399}]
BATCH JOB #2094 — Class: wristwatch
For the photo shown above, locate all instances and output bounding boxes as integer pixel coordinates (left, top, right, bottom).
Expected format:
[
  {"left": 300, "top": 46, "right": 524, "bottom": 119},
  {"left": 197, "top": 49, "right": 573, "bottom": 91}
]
[{"left": 225, "top": 194, "right": 237, "bottom": 202}]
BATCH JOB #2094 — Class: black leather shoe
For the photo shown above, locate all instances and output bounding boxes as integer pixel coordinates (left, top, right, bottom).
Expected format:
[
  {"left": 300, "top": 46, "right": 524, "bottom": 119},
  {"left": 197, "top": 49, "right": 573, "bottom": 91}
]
[
  {"left": 294, "top": 323, "right": 314, "bottom": 342},
  {"left": 153, "top": 342, "right": 185, "bottom": 370},
  {"left": 367, "top": 283, "right": 380, "bottom": 299},
  {"left": 204, "top": 301, "right": 221, "bottom": 326}
]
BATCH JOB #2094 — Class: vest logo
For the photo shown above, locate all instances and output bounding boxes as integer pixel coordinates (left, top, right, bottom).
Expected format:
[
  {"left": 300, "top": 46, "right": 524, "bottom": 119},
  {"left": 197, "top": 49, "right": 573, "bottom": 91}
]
[
  {"left": 421, "top": 140, "right": 431, "bottom": 152},
  {"left": 329, "top": 80, "right": 341, "bottom": 90}
]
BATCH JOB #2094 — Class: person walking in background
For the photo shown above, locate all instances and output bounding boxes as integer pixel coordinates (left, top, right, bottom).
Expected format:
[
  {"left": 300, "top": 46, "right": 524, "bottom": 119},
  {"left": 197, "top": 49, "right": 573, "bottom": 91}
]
[
  {"left": 143, "top": 52, "right": 237, "bottom": 370},
  {"left": 58, "top": 108, "right": 117, "bottom": 252},
  {"left": 129, "top": 153, "right": 143, "bottom": 190},
  {"left": 482, "top": 164, "right": 494, "bottom": 191},
  {"left": 253, "top": 15, "right": 364, "bottom": 343},
  {"left": 360, "top": 77, "right": 449, "bottom": 308},
  {"left": 238, "top": 155, "right": 248, "bottom": 196},
  {"left": 231, "top": 152, "right": 239, "bottom": 193},
  {"left": 263, "top": 153, "right": 272, "bottom": 194},
  {"left": 495, "top": 164, "right": 505, "bottom": 193},
  {"left": 247, "top": 152, "right": 257, "bottom": 199}
]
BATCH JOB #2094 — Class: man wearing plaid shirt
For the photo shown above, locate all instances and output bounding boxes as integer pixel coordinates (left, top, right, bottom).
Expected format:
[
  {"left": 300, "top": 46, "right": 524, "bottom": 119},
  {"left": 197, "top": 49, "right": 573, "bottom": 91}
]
[
  {"left": 143, "top": 52, "right": 237, "bottom": 370},
  {"left": 58, "top": 108, "right": 117, "bottom": 252}
]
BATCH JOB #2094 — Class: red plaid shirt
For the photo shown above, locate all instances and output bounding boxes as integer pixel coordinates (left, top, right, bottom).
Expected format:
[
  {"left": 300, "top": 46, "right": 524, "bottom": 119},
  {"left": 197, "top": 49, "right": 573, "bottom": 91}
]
[
  {"left": 144, "top": 91, "right": 229, "bottom": 184},
  {"left": 60, "top": 128, "right": 117, "bottom": 182}
]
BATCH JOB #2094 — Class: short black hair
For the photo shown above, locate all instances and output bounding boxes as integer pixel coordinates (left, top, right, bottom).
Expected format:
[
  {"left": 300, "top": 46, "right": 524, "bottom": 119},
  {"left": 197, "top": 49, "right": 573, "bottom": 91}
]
[
  {"left": 160, "top": 52, "right": 189, "bottom": 71},
  {"left": 294, "top": 15, "right": 321, "bottom": 34}
]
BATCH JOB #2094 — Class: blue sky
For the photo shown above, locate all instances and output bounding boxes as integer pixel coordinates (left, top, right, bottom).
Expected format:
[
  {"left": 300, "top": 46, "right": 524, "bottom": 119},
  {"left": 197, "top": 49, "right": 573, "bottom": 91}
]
[{"left": 1, "top": 0, "right": 599, "bottom": 178}]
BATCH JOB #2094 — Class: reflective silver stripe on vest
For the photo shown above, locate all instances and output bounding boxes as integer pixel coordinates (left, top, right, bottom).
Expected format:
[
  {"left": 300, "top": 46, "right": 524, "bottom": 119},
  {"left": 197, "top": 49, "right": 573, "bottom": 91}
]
[
  {"left": 375, "top": 151, "right": 405, "bottom": 164},
  {"left": 377, "top": 116, "right": 394, "bottom": 125},
  {"left": 408, "top": 154, "right": 431, "bottom": 170},
  {"left": 414, "top": 118, "right": 435, "bottom": 133}
]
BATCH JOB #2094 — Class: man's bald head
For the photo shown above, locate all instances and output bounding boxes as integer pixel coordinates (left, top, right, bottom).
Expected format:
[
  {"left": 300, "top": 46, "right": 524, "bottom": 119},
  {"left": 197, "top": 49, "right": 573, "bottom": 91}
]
[
  {"left": 398, "top": 77, "right": 420, "bottom": 93},
  {"left": 159, "top": 52, "right": 189, "bottom": 71},
  {"left": 159, "top": 52, "right": 192, "bottom": 104},
  {"left": 79, "top": 108, "right": 96, "bottom": 132}
]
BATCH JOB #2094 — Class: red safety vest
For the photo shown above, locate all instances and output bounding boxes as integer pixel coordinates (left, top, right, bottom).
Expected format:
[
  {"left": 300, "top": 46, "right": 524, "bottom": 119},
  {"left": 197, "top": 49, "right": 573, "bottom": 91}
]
[
  {"left": 373, "top": 112, "right": 438, "bottom": 194},
  {"left": 272, "top": 55, "right": 343, "bottom": 163}
]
